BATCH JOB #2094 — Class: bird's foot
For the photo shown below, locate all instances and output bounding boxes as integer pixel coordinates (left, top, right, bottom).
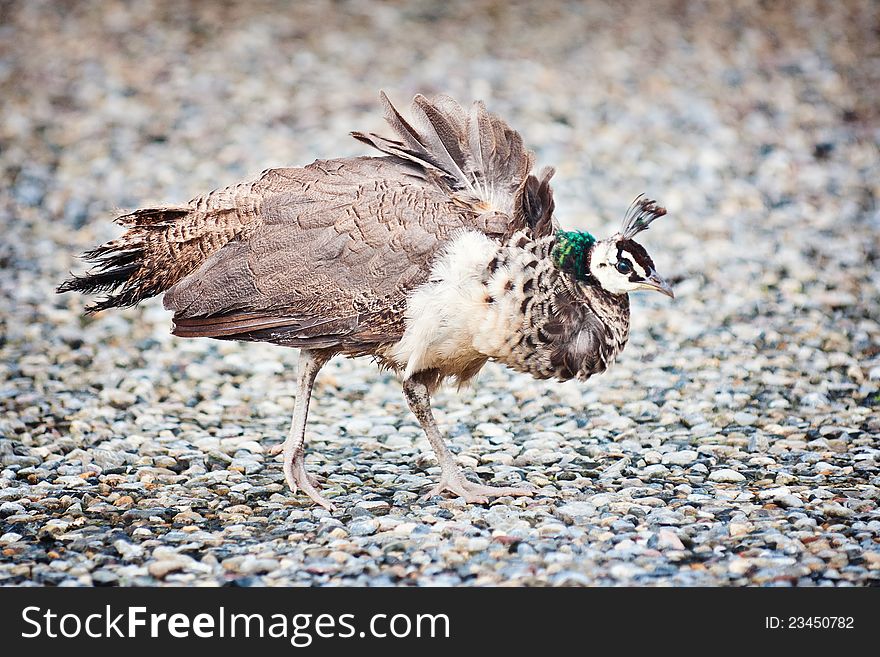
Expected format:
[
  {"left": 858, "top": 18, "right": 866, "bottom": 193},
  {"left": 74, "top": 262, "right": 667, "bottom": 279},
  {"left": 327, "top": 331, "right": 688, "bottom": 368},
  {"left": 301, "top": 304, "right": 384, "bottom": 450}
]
[
  {"left": 421, "top": 474, "right": 533, "bottom": 504},
  {"left": 287, "top": 460, "right": 336, "bottom": 512},
  {"left": 278, "top": 444, "right": 335, "bottom": 511},
  {"left": 271, "top": 441, "right": 320, "bottom": 487}
]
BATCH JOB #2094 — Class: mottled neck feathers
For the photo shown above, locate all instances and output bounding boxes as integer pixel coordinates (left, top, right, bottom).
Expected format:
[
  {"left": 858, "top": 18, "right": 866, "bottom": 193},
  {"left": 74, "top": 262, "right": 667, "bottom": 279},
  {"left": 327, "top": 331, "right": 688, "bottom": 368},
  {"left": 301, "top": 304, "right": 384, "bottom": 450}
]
[{"left": 551, "top": 230, "right": 596, "bottom": 281}]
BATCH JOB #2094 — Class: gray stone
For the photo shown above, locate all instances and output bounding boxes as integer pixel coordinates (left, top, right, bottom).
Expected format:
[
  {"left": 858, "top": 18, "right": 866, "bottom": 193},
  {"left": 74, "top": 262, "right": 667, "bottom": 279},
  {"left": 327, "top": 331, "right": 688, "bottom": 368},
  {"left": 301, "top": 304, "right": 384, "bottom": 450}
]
[
  {"left": 708, "top": 469, "right": 747, "bottom": 483},
  {"left": 662, "top": 450, "right": 698, "bottom": 466},
  {"left": 348, "top": 519, "right": 379, "bottom": 536}
]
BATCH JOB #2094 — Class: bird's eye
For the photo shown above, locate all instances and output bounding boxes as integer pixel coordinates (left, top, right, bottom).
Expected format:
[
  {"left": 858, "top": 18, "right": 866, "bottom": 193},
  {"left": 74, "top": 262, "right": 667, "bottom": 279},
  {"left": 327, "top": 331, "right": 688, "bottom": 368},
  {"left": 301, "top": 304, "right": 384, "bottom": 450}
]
[{"left": 616, "top": 259, "right": 633, "bottom": 274}]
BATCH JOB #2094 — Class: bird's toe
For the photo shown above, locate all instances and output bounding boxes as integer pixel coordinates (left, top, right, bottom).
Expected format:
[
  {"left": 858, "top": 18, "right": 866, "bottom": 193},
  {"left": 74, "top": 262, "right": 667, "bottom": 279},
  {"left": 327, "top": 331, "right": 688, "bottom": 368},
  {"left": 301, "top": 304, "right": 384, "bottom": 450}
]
[{"left": 424, "top": 476, "right": 533, "bottom": 504}]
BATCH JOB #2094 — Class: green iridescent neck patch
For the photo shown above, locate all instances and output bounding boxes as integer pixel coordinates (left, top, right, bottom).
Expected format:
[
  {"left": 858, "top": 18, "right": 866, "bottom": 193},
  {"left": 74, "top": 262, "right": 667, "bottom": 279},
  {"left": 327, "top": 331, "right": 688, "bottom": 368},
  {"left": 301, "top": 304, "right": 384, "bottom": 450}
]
[{"left": 551, "top": 230, "right": 596, "bottom": 280}]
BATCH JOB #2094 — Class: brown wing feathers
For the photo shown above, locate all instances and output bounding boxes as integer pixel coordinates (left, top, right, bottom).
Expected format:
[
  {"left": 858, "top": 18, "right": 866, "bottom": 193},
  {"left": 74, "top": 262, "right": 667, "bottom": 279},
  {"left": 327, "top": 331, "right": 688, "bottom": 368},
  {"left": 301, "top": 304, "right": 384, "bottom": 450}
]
[{"left": 171, "top": 312, "right": 361, "bottom": 344}]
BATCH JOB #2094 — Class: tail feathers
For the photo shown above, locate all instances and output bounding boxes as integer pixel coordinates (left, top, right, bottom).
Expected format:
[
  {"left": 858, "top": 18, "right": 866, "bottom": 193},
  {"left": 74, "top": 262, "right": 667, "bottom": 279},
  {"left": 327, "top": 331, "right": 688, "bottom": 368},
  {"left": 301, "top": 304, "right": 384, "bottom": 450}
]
[
  {"left": 58, "top": 206, "right": 199, "bottom": 313},
  {"left": 352, "top": 91, "right": 535, "bottom": 218},
  {"left": 118, "top": 206, "right": 189, "bottom": 227},
  {"left": 409, "top": 94, "right": 474, "bottom": 193}
]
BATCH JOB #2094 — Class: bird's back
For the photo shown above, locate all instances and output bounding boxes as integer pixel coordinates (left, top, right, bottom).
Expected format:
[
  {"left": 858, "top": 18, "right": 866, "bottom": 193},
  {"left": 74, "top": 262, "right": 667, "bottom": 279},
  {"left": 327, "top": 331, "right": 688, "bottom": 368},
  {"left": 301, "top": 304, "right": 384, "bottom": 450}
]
[{"left": 165, "top": 155, "right": 499, "bottom": 352}]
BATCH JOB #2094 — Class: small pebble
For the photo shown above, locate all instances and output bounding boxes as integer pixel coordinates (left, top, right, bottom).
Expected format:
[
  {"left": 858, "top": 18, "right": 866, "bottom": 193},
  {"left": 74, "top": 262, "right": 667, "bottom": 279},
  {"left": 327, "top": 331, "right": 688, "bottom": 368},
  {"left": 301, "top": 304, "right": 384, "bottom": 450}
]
[{"left": 709, "top": 469, "right": 747, "bottom": 483}]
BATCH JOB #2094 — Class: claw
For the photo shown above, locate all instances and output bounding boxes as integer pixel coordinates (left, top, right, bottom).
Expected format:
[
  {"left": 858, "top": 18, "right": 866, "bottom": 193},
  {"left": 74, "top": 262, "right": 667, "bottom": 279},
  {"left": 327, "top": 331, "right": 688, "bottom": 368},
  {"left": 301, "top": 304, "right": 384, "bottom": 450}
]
[
  {"left": 281, "top": 445, "right": 335, "bottom": 511},
  {"left": 421, "top": 475, "right": 533, "bottom": 504},
  {"left": 274, "top": 444, "right": 320, "bottom": 487}
]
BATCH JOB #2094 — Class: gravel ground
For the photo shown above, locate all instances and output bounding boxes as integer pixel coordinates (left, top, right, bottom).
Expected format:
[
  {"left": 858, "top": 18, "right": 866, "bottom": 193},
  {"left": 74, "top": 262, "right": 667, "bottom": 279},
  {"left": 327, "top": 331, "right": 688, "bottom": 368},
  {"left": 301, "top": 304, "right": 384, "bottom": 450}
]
[{"left": 1, "top": 0, "right": 879, "bottom": 586}]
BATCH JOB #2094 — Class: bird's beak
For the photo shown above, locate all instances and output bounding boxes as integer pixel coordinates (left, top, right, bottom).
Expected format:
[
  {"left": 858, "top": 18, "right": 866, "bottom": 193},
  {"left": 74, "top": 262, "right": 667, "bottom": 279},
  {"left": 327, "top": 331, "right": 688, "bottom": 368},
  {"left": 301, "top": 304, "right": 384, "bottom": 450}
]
[{"left": 637, "top": 272, "right": 675, "bottom": 298}]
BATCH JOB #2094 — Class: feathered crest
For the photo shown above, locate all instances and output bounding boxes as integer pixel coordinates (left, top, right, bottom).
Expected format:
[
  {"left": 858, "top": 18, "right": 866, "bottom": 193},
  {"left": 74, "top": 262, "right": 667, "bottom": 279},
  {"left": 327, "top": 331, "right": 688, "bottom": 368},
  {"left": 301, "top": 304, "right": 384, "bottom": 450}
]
[{"left": 621, "top": 194, "right": 666, "bottom": 239}]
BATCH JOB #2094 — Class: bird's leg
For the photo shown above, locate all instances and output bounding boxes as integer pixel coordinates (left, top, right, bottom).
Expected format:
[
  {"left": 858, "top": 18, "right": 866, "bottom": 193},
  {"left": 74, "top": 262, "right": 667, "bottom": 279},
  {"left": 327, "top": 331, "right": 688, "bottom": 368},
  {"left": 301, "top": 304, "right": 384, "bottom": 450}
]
[
  {"left": 269, "top": 349, "right": 335, "bottom": 511},
  {"left": 402, "top": 375, "right": 533, "bottom": 504}
]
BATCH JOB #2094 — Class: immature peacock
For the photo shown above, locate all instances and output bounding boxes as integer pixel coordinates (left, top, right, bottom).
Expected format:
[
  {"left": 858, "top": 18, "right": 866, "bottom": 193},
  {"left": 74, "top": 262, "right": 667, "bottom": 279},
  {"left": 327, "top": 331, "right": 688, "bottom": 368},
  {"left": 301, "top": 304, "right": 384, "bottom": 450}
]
[{"left": 59, "top": 92, "right": 673, "bottom": 510}]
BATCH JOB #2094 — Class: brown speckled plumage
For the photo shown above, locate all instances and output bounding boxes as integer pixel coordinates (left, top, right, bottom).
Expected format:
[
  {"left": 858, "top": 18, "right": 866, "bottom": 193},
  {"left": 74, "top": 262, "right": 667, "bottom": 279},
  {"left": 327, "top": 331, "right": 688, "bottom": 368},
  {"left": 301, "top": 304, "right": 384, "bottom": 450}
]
[{"left": 473, "top": 231, "right": 630, "bottom": 382}]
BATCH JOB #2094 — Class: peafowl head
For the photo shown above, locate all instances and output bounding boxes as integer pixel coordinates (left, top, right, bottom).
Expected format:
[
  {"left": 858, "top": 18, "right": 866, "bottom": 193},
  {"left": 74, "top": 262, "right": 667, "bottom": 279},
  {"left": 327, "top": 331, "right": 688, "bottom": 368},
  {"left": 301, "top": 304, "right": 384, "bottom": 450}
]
[{"left": 551, "top": 195, "right": 674, "bottom": 298}]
